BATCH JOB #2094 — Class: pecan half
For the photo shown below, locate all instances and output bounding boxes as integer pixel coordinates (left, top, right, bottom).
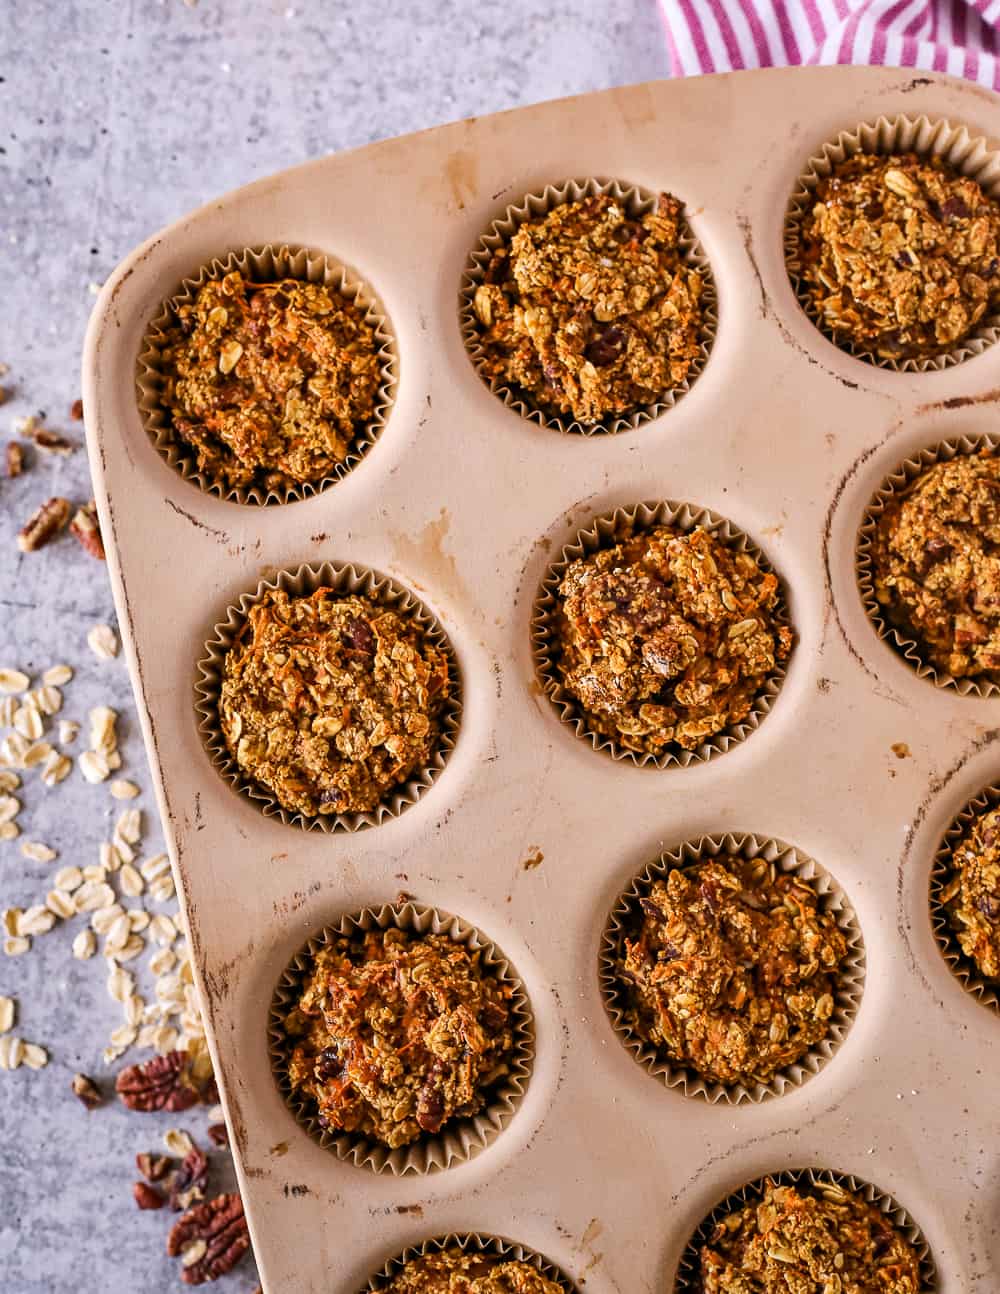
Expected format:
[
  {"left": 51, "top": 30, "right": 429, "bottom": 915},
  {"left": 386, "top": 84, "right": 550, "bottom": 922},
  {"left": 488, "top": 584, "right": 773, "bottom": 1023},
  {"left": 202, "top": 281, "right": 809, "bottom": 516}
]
[
  {"left": 136, "top": 1151, "right": 175, "bottom": 1182},
  {"left": 167, "top": 1193, "right": 250, "bottom": 1286},
  {"left": 116, "top": 1050, "right": 199, "bottom": 1113},
  {"left": 5, "top": 443, "right": 24, "bottom": 478},
  {"left": 170, "top": 1141, "right": 209, "bottom": 1211},
  {"left": 71, "top": 1072, "right": 103, "bottom": 1110},
  {"left": 30, "top": 427, "right": 75, "bottom": 456},
  {"left": 69, "top": 500, "right": 105, "bottom": 560},
  {"left": 134, "top": 1181, "right": 166, "bottom": 1210},
  {"left": 207, "top": 1123, "right": 229, "bottom": 1148},
  {"left": 17, "top": 497, "right": 71, "bottom": 552},
  {"left": 70, "top": 398, "right": 84, "bottom": 421}
]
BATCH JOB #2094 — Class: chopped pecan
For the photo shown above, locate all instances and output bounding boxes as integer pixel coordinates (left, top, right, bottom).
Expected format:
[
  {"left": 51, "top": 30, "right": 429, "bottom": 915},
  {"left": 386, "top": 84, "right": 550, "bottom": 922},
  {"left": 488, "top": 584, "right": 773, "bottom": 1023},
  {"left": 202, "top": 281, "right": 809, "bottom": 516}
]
[
  {"left": 170, "top": 1141, "right": 209, "bottom": 1211},
  {"left": 115, "top": 1050, "right": 199, "bottom": 1113},
  {"left": 136, "top": 1151, "right": 175, "bottom": 1182},
  {"left": 134, "top": 1181, "right": 166, "bottom": 1210},
  {"left": 17, "top": 497, "right": 71, "bottom": 552},
  {"left": 207, "top": 1123, "right": 229, "bottom": 1148},
  {"left": 71, "top": 1072, "right": 103, "bottom": 1110},
  {"left": 30, "top": 427, "right": 75, "bottom": 455},
  {"left": 5, "top": 443, "right": 24, "bottom": 478},
  {"left": 167, "top": 1193, "right": 250, "bottom": 1286},
  {"left": 69, "top": 501, "right": 105, "bottom": 560},
  {"left": 70, "top": 398, "right": 84, "bottom": 421}
]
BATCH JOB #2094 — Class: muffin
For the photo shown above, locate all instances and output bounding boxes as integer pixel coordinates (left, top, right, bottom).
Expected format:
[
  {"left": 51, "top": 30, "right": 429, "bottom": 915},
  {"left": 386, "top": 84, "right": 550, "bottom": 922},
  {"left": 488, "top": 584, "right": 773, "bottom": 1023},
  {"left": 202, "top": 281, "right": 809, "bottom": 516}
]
[
  {"left": 157, "top": 269, "right": 382, "bottom": 493},
  {"left": 698, "top": 1177, "right": 922, "bottom": 1294},
  {"left": 472, "top": 192, "right": 705, "bottom": 424},
  {"left": 796, "top": 152, "right": 1000, "bottom": 360},
  {"left": 219, "top": 587, "right": 451, "bottom": 817},
  {"left": 381, "top": 1248, "right": 564, "bottom": 1294},
  {"left": 871, "top": 451, "right": 1000, "bottom": 680},
  {"left": 617, "top": 856, "right": 848, "bottom": 1086},
  {"left": 554, "top": 524, "right": 792, "bottom": 755},
  {"left": 283, "top": 928, "right": 516, "bottom": 1149},
  {"left": 941, "top": 801, "right": 1000, "bottom": 979}
]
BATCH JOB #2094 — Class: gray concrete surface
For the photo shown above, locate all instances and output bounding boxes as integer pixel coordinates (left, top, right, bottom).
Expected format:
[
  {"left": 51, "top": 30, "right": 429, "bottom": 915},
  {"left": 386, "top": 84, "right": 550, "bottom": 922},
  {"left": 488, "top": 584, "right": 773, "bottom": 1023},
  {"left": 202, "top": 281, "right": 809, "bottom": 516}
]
[{"left": 0, "top": 2, "right": 670, "bottom": 1289}]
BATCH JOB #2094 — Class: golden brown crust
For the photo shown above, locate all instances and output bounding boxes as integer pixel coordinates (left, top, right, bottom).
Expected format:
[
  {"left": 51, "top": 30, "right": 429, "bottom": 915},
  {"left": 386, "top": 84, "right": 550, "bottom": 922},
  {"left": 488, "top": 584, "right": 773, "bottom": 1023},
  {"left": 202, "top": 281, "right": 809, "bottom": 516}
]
[
  {"left": 942, "top": 802, "right": 1000, "bottom": 979},
  {"left": 284, "top": 929, "right": 515, "bottom": 1150},
  {"left": 554, "top": 524, "right": 792, "bottom": 754},
  {"left": 797, "top": 152, "right": 1000, "bottom": 360},
  {"left": 618, "top": 857, "right": 848, "bottom": 1086},
  {"left": 871, "top": 451, "right": 1000, "bottom": 679},
  {"left": 219, "top": 587, "right": 450, "bottom": 817},
  {"left": 383, "top": 1248, "right": 563, "bottom": 1294},
  {"left": 158, "top": 270, "right": 381, "bottom": 492},
  {"left": 699, "top": 1178, "right": 922, "bottom": 1294},
  {"left": 472, "top": 193, "right": 704, "bottom": 423}
]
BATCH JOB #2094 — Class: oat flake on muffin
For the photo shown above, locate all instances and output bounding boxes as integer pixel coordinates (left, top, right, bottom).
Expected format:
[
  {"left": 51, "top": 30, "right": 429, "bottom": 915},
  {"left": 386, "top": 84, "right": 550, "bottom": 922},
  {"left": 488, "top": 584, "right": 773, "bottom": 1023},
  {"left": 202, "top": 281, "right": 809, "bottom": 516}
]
[
  {"left": 382, "top": 1248, "right": 564, "bottom": 1294},
  {"left": 942, "top": 801, "right": 1000, "bottom": 980}
]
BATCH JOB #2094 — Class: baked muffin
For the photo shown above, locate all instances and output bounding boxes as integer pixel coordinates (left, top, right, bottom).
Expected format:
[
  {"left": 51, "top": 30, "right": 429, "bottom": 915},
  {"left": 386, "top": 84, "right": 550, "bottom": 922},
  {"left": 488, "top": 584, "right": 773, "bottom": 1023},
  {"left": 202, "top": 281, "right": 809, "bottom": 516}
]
[
  {"left": 383, "top": 1248, "right": 564, "bottom": 1294},
  {"left": 157, "top": 269, "right": 382, "bottom": 493},
  {"left": 554, "top": 524, "right": 792, "bottom": 754},
  {"left": 796, "top": 152, "right": 1000, "bottom": 359},
  {"left": 941, "top": 800, "right": 1000, "bottom": 979},
  {"left": 219, "top": 586, "right": 451, "bottom": 816},
  {"left": 699, "top": 1177, "right": 922, "bottom": 1294},
  {"left": 871, "top": 451, "right": 1000, "bottom": 680},
  {"left": 284, "top": 927, "right": 516, "bottom": 1149},
  {"left": 472, "top": 192, "right": 705, "bottom": 423},
  {"left": 618, "top": 856, "right": 848, "bottom": 1086}
]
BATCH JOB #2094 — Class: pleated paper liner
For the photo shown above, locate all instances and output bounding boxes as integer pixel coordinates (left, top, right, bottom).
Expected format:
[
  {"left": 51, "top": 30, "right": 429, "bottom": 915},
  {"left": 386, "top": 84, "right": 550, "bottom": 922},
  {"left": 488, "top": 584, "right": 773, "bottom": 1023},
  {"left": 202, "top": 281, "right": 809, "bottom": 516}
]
[
  {"left": 268, "top": 902, "right": 534, "bottom": 1175},
  {"left": 531, "top": 500, "right": 793, "bottom": 768},
  {"left": 856, "top": 433, "right": 1000, "bottom": 695},
  {"left": 673, "top": 1167, "right": 937, "bottom": 1294},
  {"left": 600, "top": 832, "right": 865, "bottom": 1105},
  {"left": 784, "top": 113, "right": 1000, "bottom": 371},
  {"left": 930, "top": 781, "right": 1000, "bottom": 1016},
  {"left": 136, "top": 243, "right": 397, "bottom": 505},
  {"left": 459, "top": 177, "right": 718, "bottom": 435},
  {"left": 194, "top": 561, "right": 461, "bottom": 833},
  {"left": 362, "top": 1232, "right": 577, "bottom": 1293}
]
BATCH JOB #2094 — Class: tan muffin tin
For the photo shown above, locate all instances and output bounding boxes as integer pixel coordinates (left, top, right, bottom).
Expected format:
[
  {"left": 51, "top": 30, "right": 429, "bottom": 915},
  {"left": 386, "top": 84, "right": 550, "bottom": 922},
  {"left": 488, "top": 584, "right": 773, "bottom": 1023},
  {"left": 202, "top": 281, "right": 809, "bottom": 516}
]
[{"left": 82, "top": 67, "right": 1000, "bottom": 1293}]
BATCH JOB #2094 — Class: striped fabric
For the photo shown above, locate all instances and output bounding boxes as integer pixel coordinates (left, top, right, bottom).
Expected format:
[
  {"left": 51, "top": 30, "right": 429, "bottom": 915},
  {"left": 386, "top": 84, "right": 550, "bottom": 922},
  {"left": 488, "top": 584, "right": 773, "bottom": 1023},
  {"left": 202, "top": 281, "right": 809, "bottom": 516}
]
[{"left": 662, "top": 0, "right": 1000, "bottom": 89}]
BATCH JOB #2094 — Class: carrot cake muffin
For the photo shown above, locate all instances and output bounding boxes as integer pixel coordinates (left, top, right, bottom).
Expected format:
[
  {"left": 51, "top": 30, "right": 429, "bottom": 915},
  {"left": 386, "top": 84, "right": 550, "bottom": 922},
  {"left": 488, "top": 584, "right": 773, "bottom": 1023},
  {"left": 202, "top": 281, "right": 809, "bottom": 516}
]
[
  {"left": 383, "top": 1249, "right": 563, "bottom": 1294},
  {"left": 618, "top": 857, "right": 848, "bottom": 1086},
  {"left": 796, "top": 152, "right": 1000, "bottom": 360},
  {"left": 942, "top": 801, "right": 1000, "bottom": 979},
  {"left": 219, "top": 587, "right": 451, "bottom": 817},
  {"left": 871, "top": 451, "right": 1000, "bottom": 679},
  {"left": 699, "top": 1177, "right": 922, "bottom": 1294},
  {"left": 157, "top": 270, "right": 381, "bottom": 492},
  {"left": 554, "top": 525, "right": 792, "bottom": 754},
  {"left": 472, "top": 192, "right": 705, "bottom": 423},
  {"left": 284, "top": 928, "right": 516, "bottom": 1148}
]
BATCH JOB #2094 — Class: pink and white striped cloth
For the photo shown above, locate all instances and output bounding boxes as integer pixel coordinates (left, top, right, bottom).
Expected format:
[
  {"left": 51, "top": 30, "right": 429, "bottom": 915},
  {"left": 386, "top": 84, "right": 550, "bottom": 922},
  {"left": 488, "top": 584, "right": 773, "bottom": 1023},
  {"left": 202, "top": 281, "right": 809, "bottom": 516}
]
[{"left": 662, "top": 0, "right": 1000, "bottom": 89}]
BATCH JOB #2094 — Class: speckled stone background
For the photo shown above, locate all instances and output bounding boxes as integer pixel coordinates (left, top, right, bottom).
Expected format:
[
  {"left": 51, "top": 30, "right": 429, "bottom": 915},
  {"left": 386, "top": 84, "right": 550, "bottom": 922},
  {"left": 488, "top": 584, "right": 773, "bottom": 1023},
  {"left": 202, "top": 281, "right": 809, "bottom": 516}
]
[{"left": 0, "top": 2, "right": 669, "bottom": 1289}]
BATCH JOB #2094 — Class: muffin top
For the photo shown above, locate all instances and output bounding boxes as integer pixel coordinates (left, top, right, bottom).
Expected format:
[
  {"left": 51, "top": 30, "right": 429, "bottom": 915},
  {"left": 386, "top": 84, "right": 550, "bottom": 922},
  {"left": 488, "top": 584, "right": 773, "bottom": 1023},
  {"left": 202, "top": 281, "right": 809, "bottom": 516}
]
[
  {"left": 618, "top": 856, "right": 848, "bottom": 1086},
  {"left": 472, "top": 192, "right": 704, "bottom": 423},
  {"left": 871, "top": 451, "right": 1000, "bottom": 679},
  {"left": 383, "top": 1249, "right": 564, "bottom": 1294},
  {"left": 797, "top": 152, "right": 1000, "bottom": 360},
  {"left": 158, "top": 270, "right": 382, "bottom": 493},
  {"left": 554, "top": 524, "right": 792, "bottom": 755},
  {"left": 219, "top": 587, "right": 451, "bottom": 817},
  {"left": 699, "top": 1178, "right": 922, "bottom": 1294},
  {"left": 942, "top": 801, "right": 1000, "bottom": 980},
  {"left": 284, "top": 928, "right": 516, "bottom": 1149}
]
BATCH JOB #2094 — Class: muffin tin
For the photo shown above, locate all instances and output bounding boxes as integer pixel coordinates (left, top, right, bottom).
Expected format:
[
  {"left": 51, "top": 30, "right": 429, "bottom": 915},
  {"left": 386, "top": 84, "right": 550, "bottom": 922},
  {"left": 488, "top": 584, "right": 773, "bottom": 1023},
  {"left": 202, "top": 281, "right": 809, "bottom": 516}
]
[{"left": 81, "top": 67, "right": 1000, "bottom": 1293}]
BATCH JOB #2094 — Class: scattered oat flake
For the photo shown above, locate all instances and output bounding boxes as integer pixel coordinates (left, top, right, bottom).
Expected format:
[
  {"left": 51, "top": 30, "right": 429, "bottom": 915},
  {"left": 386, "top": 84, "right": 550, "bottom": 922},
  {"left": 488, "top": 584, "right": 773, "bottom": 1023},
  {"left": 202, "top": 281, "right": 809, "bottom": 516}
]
[
  {"left": 17, "top": 906, "right": 55, "bottom": 936},
  {"left": 117, "top": 934, "right": 145, "bottom": 962},
  {"left": 100, "top": 841, "right": 121, "bottom": 872},
  {"left": 42, "top": 664, "right": 73, "bottom": 687},
  {"left": 0, "top": 697, "right": 16, "bottom": 727},
  {"left": 39, "top": 753, "right": 71, "bottom": 787},
  {"left": 0, "top": 997, "right": 14, "bottom": 1034},
  {"left": 129, "top": 910, "right": 150, "bottom": 933},
  {"left": 0, "top": 823, "right": 18, "bottom": 842},
  {"left": 4, "top": 936, "right": 30, "bottom": 956},
  {"left": 74, "top": 881, "right": 115, "bottom": 913},
  {"left": 21, "top": 1043, "right": 47, "bottom": 1070},
  {"left": 140, "top": 854, "right": 170, "bottom": 881},
  {"left": 150, "top": 876, "right": 176, "bottom": 903},
  {"left": 0, "top": 732, "right": 27, "bottom": 766},
  {"left": 0, "top": 772, "right": 19, "bottom": 793},
  {"left": 79, "top": 750, "right": 110, "bottom": 784},
  {"left": 116, "top": 808, "right": 142, "bottom": 843},
  {"left": 2, "top": 909, "right": 20, "bottom": 937},
  {"left": 0, "top": 1036, "right": 24, "bottom": 1069},
  {"left": 107, "top": 967, "right": 134, "bottom": 1003},
  {"left": 72, "top": 929, "right": 96, "bottom": 960},
  {"left": 45, "top": 891, "right": 75, "bottom": 920},
  {"left": 0, "top": 795, "right": 20, "bottom": 824},
  {"left": 87, "top": 624, "right": 118, "bottom": 660},
  {"left": 20, "top": 840, "right": 56, "bottom": 863},
  {"left": 54, "top": 865, "right": 83, "bottom": 892},
  {"left": 91, "top": 903, "right": 124, "bottom": 934},
  {"left": 110, "top": 779, "right": 139, "bottom": 801},
  {"left": 32, "top": 685, "right": 61, "bottom": 716},
  {"left": 82, "top": 864, "right": 108, "bottom": 884},
  {"left": 119, "top": 863, "right": 144, "bottom": 897},
  {"left": 150, "top": 915, "right": 177, "bottom": 947},
  {"left": 58, "top": 720, "right": 79, "bottom": 745},
  {"left": 24, "top": 741, "right": 55, "bottom": 769},
  {"left": 13, "top": 707, "right": 43, "bottom": 741},
  {"left": 0, "top": 669, "right": 29, "bottom": 695}
]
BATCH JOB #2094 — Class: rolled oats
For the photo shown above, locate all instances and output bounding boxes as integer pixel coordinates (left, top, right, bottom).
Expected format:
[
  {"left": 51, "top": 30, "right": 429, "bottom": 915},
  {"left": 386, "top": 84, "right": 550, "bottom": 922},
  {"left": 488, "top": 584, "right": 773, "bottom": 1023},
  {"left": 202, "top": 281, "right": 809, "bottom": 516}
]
[
  {"left": 40, "top": 752, "right": 71, "bottom": 786},
  {"left": 0, "top": 1036, "right": 24, "bottom": 1069},
  {"left": 110, "top": 778, "right": 140, "bottom": 800},
  {"left": 0, "top": 996, "right": 14, "bottom": 1034},
  {"left": 4, "top": 936, "right": 30, "bottom": 956},
  {"left": 91, "top": 903, "right": 124, "bottom": 934},
  {"left": 0, "top": 795, "right": 20, "bottom": 825},
  {"left": 79, "top": 750, "right": 111, "bottom": 784},
  {"left": 31, "top": 685, "right": 61, "bottom": 716},
  {"left": 13, "top": 706, "right": 43, "bottom": 741},
  {"left": 57, "top": 719, "right": 79, "bottom": 745},
  {"left": 42, "top": 665, "right": 73, "bottom": 687},
  {"left": 17, "top": 906, "right": 56, "bottom": 936},
  {"left": 0, "top": 669, "right": 29, "bottom": 695},
  {"left": 116, "top": 807, "right": 142, "bottom": 843},
  {"left": 53, "top": 865, "right": 83, "bottom": 892},
  {"left": 149, "top": 914, "right": 178, "bottom": 947},
  {"left": 23, "top": 741, "right": 54, "bottom": 770},
  {"left": 87, "top": 624, "right": 119, "bottom": 660},
  {"left": 21, "top": 1043, "right": 47, "bottom": 1070},
  {"left": 72, "top": 929, "right": 96, "bottom": 960},
  {"left": 150, "top": 876, "right": 176, "bottom": 903},
  {"left": 74, "top": 881, "right": 116, "bottom": 913},
  {"left": 20, "top": 840, "right": 56, "bottom": 863},
  {"left": 0, "top": 772, "right": 20, "bottom": 793},
  {"left": 119, "top": 863, "right": 144, "bottom": 898},
  {"left": 0, "top": 822, "right": 18, "bottom": 842},
  {"left": 45, "top": 890, "right": 76, "bottom": 920},
  {"left": 89, "top": 705, "right": 118, "bottom": 754}
]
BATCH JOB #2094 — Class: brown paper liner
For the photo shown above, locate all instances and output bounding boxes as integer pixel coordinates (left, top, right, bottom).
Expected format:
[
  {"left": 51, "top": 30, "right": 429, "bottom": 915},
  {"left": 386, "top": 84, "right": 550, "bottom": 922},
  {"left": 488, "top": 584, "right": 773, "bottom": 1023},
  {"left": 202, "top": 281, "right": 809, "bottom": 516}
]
[
  {"left": 460, "top": 177, "right": 717, "bottom": 435},
  {"left": 194, "top": 562, "right": 461, "bottom": 833},
  {"left": 268, "top": 902, "right": 534, "bottom": 1175},
  {"left": 136, "top": 244, "right": 397, "bottom": 505},
  {"left": 930, "top": 782, "right": 1000, "bottom": 1015},
  {"left": 363, "top": 1232, "right": 576, "bottom": 1292},
  {"left": 531, "top": 500, "right": 792, "bottom": 767},
  {"left": 785, "top": 114, "right": 1000, "bottom": 371},
  {"left": 673, "top": 1167, "right": 937, "bottom": 1293},
  {"left": 600, "top": 833, "right": 865, "bottom": 1104},
  {"left": 856, "top": 433, "right": 1000, "bottom": 695}
]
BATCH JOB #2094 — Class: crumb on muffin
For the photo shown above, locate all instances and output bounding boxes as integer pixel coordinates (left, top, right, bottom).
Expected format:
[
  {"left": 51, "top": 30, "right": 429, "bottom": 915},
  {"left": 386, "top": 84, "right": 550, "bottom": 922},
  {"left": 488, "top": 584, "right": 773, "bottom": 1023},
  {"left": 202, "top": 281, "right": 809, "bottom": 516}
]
[{"left": 383, "top": 1248, "right": 564, "bottom": 1294}]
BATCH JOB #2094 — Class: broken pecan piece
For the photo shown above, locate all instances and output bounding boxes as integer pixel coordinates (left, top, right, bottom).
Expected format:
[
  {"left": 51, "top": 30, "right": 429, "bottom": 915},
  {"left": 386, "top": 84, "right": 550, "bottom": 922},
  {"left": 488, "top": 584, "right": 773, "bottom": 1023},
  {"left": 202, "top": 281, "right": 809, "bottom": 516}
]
[
  {"left": 69, "top": 500, "right": 105, "bottom": 560},
  {"left": 167, "top": 1193, "right": 250, "bottom": 1286},
  {"left": 136, "top": 1151, "right": 175, "bottom": 1182},
  {"left": 116, "top": 1050, "right": 199, "bottom": 1113},
  {"left": 5, "top": 442, "right": 24, "bottom": 478},
  {"left": 71, "top": 1072, "right": 103, "bottom": 1110},
  {"left": 70, "top": 398, "right": 84, "bottom": 421},
  {"left": 134, "top": 1181, "right": 166, "bottom": 1210},
  {"left": 170, "top": 1141, "right": 210, "bottom": 1211},
  {"left": 207, "top": 1123, "right": 229, "bottom": 1148},
  {"left": 17, "top": 496, "right": 71, "bottom": 552},
  {"left": 30, "top": 427, "right": 75, "bottom": 455}
]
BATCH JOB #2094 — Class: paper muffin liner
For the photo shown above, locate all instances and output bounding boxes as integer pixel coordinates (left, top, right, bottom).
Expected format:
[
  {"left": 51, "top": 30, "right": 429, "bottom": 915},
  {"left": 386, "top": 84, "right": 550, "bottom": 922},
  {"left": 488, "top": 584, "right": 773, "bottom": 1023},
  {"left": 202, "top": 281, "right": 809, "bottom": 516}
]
[
  {"left": 268, "top": 902, "right": 534, "bottom": 1175},
  {"left": 362, "top": 1232, "right": 576, "bottom": 1293},
  {"left": 673, "top": 1167, "right": 937, "bottom": 1293},
  {"left": 194, "top": 562, "right": 461, "bottom": 833},
  {"left": 856, "top": 433, "right": 1000, "bottom": 695},
  {"left": 785, "top": 113, "right": 1000, "bottom": 371},
  {"left": 460, "top": 177, "right": 718, "bottom": 435},
  {"left": 531, "top": 500, "right": 792, "bottom": 767},
  {"left": 930, "top": 782, "right": 1000, "bottom": 1015},
  {"left": 137, "top": 244, "right": 397, "bottom": 505},
  {"left": 600, "top": 832, "right": 865, "bottom": 1104}
]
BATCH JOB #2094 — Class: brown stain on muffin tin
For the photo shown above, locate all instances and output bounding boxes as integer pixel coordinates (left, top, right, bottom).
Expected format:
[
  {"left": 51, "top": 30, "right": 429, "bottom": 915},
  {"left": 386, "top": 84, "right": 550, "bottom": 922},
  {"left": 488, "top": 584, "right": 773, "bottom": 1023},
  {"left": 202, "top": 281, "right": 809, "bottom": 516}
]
[
  {"left": 444, "top": 147, "right": 478, "bottom": 212},
  {"left": 521, "top": 847, "right": 544, "bottom": 871},
  {"left": 917, "top": 387, "right": 1000, "bottom": 414},
  {"left": 390, "top": 508, "right": 468, "bottom": 610},
  {"left": 892, "top": 742, "right": 911, "bottom": 759}
]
